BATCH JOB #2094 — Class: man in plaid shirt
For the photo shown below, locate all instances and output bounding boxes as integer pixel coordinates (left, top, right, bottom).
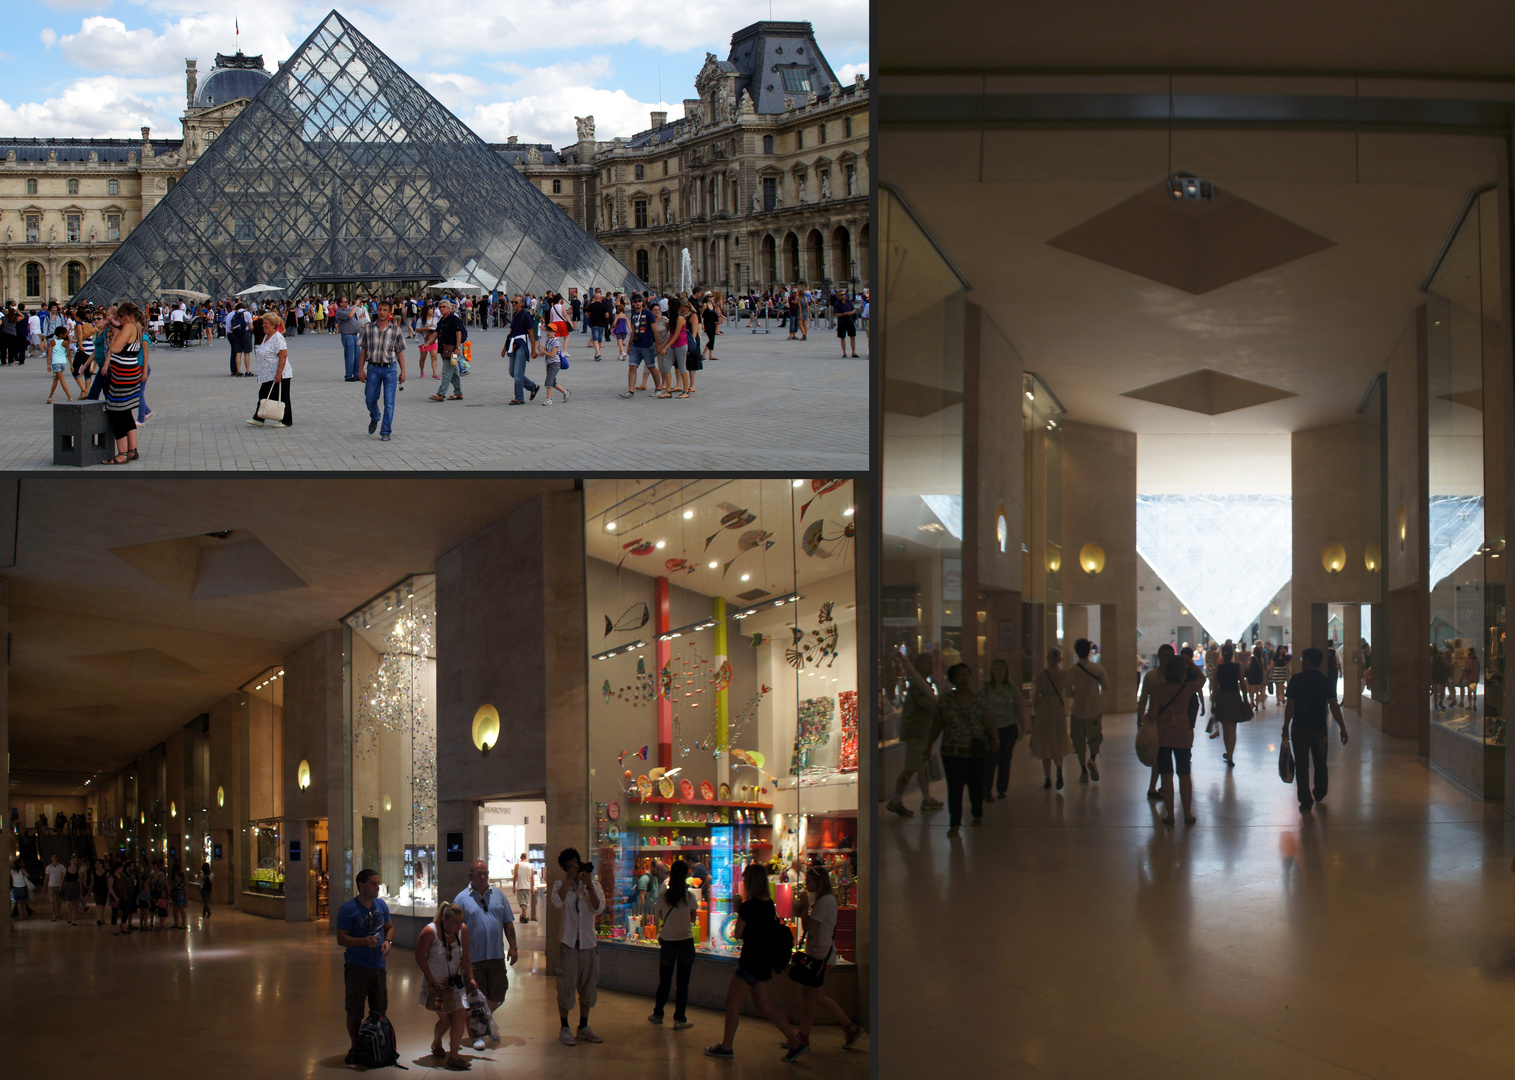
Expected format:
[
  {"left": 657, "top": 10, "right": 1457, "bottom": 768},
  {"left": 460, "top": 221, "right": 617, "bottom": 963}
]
[{"left": 358, "top": 300, "right": 407, "bottom": 441}]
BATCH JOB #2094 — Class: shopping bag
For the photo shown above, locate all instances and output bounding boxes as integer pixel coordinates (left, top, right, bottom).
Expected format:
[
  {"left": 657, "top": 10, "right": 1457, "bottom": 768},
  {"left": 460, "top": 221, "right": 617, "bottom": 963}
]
[
  {"left": 1135, "top": 721, "right": 1158, "bottom": 768},
  {"left": 466, "top": 988, "right": 499, "bottom": 1039},
  {"left": 461, "top": 342, "right": 472, "bottom": 363},
  {"left": 1279, "top": 739, "right": 1295, "bottom": 784}
]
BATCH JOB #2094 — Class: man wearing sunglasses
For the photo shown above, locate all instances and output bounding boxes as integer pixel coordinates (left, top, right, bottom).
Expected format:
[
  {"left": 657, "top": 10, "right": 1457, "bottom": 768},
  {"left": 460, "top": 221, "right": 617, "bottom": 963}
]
[{"left": 500, "top": 294, "right": 540, "bottom": 404}]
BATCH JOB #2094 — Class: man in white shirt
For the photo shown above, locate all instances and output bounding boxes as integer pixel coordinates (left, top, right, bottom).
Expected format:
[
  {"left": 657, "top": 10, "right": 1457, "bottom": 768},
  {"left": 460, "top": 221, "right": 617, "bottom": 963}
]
[
  {"left": 1069, "top": 638, "right": 1110, "bottom": 783},
  {"left": 549, "top": 847, "right": 605, "bottom": 1047},
  {"left": 513, "top": 853, "right": 533, "bottom": 923},
  {"left": 42, "top": 854, "right": 66, "bottom": 919}
]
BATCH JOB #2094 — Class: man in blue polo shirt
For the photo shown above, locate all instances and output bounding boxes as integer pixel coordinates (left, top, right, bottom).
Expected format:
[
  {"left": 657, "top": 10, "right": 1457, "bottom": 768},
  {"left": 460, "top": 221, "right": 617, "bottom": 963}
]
[
  {"left": 335, "top": 868, "right": 393, "bottom": 1066},
  {"left": 454, "top": 860, "right": 519, "bottom": 1051}
]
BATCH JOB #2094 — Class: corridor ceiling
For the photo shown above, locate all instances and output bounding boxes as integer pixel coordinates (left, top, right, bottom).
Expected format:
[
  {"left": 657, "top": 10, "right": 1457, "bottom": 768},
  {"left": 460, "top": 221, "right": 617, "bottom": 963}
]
[
  {"left": 3, "top": 479, "right": 571, "bottom": 789},
  {"left": 878, "top": 1, "right": 1515, "bottom": 76},
  {"left": 882, "top": 126, "right": 1500, "bottom": 436}
]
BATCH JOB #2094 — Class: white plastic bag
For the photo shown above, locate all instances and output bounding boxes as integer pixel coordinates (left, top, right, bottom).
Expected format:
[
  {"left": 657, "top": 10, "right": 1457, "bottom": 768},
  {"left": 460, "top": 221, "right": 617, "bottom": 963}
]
[{"left": 466, "top": 988, "right": 498, "bottom": 1039}]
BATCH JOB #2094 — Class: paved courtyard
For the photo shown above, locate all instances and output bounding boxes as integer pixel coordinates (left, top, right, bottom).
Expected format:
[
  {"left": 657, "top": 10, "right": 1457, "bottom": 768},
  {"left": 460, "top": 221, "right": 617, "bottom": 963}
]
[{"left": 3, "top": 318, "right": 868, "bottom": 471}]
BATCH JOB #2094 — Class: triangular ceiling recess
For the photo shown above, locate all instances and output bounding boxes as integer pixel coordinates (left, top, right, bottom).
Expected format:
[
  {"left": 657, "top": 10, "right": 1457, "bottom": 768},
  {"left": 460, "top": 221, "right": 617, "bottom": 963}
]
[{"left": 78, "top": 9, "right": 643, "bottom": 303}]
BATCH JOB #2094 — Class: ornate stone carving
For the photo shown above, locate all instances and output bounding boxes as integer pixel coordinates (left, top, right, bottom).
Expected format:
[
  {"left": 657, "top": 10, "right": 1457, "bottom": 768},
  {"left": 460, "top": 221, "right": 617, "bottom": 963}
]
[
  {"left": 575, "top": 115, "right": 595, "bottom": 141},
  {"left": 821, "top": 172, "right": 830, "bottom": 200}
]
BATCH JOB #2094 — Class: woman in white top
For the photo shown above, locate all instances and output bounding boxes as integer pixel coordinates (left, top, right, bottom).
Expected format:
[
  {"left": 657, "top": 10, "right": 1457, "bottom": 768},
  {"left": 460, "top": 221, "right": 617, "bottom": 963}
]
[
  {"left": 649, "top": 859, "right": 699, "bottom": 1028},
  {"left": 248, "top": 312, "right": 293, "bottom": 427},
  {"left": 9, "top": 858, "right": 34, "bottom": 919},
  {"left": 794, "top": 864, "right": 864, "bottom": 1052},
  {"left": 415, "top": 900, "right": 478, "bottom": 1070}
]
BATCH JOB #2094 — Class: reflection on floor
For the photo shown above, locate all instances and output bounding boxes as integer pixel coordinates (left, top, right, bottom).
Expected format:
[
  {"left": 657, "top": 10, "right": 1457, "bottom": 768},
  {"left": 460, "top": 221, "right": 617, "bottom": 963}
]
[
  {"left": 880, "top": 702, "right": 1515, "bottom": 1080},
  {"left": 1, "top": 906, "right": 867, "bottom": 1078}
]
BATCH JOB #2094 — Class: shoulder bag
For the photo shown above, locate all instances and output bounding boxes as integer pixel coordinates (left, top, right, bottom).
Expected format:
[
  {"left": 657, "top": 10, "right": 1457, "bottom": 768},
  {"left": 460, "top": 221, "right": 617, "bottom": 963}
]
[
  {"left": 789, "top": 944, "right": 831, "bottom": 987},
  {"left": 255, "top": 379, "right": 286, "bottom": 422}
]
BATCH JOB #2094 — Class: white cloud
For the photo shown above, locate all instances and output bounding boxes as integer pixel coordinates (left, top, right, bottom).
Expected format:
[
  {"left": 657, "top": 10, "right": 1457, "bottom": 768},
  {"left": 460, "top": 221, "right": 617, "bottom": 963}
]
[
  {"left": 836, "top": 61, "right": 867, "bottom": 83},
  {"left": 40, "top": 29, "right": 58, "bottom": 47},
  {"left": 56, "top": 14, "right": 296, "bottom": 76},
  {"left": 460, "top": 84, "right": 668, "bottom": 147},
  {"left": 0, "top": 77, "right": 164, "bottom": 137}
]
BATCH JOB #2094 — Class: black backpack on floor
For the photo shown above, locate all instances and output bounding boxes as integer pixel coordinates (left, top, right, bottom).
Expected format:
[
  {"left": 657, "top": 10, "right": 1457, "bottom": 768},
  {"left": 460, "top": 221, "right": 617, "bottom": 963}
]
[{"left": 356, "top": 1013, "right": 406, "bottom": 1069}]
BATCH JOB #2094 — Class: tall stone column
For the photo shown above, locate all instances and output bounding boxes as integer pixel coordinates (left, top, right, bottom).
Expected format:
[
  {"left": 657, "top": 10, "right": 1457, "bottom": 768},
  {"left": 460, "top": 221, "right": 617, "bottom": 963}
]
[
  {"left": 282, "top": 629, "right": 344, "bottom": 924},
  {"left": 1383, "top": 309, "right": 1431, "bottom": 747}
]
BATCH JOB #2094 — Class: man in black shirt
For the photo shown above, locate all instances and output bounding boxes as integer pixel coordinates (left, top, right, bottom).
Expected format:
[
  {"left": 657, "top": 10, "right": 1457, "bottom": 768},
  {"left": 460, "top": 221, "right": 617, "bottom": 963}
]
[
  {"left": 430, "top": 300, "right": 467, "bottom": 401},
  {"left": 585, "top": 288, "right": 611, "bottom": 361},
  {"left": 1281, "top": 648, "right": 1348, "bottom": 814}
]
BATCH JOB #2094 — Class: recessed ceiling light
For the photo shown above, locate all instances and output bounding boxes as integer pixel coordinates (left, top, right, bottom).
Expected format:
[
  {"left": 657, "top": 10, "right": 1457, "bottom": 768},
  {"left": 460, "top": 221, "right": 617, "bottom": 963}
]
[
  {"left": 843, "top": 508, "right": 854, "bottom": 517},
  {"left": 741, "top": 574, "right": 751, "bottom": 581},
  {"left": 708, "top": 561, "right": 717, "bottom": 569},
  {"left": 683, "top": 510, "right": 694, "bottom": 519},
  {"left": 655, "top": 540, "right": 666, "bottom": 549},
  {"left": 606, "top": 521, "right": 617, "bottom": 531},
  {"left": 793, "top": 480, "right": 804, "bottom": 488}
]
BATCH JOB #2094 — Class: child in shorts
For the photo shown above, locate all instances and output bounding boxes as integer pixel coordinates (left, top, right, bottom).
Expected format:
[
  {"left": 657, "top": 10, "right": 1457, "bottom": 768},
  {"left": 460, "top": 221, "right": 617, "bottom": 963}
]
[
  {"left": 611, "top": 302, "right": 630, "bottom": 360},
  {"left": 46, "top": 327, "right": 73, "bottom": 403},
  {"left": 540, "top": 333, "right": 570, "bottom": 405}
]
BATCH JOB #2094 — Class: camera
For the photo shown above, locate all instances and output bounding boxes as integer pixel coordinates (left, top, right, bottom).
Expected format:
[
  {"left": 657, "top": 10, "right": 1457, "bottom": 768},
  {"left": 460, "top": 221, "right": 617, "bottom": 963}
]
[
  {"left": 581, "top": 862, "right": 594, "bottom": 875},
  {"left": 447, "top": 972, "right": 465, "bottom": 989}
]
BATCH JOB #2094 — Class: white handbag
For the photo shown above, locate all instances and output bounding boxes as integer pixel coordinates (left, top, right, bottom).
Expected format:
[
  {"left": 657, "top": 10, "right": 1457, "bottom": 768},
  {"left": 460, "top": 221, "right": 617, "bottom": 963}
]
[{"left": 255, "top": 380, "right": 286, "bottom": 422}]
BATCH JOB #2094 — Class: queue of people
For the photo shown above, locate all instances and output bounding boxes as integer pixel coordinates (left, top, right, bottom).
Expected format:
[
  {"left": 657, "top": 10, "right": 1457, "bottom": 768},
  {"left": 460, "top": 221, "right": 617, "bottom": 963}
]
[
  {"left": 334, "top": 846, "right": 864, "bottom": 1069},
  {"left": 9, "top": 852, "right": 202, "bottom": 930}
]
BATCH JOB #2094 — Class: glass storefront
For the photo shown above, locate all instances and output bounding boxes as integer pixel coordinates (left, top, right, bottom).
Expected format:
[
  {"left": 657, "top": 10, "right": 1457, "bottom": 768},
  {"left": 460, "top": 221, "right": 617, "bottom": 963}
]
[
  {"left": 584, "top": 479, "right": 859, "bottom": 963},
  {"left": 344, "top": 574, "right": 439, "bottom": 918},
  {"left": 1426, "top": 187, "right": 1505, "bottom": 752},
  {"left": 879, "top": 185, "right": 968, "bottom": 738},
  {"left": 248, "top": 818, "right": 285, "bottom": 896}
]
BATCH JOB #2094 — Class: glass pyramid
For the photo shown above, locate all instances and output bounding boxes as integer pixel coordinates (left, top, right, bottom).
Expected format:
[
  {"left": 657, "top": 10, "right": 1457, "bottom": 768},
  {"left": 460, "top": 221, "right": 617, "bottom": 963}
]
[
  {"left": 77, "top": 10, "right": 643, "bottom": 304},
  {"left": 1136, "top": 494, "right": 1293, "bottom": 644}
]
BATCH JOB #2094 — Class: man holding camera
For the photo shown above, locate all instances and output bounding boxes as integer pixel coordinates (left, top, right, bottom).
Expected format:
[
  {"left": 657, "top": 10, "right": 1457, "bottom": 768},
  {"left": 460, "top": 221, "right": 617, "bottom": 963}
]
[
  {"left": 334, "top": 869, "right": 393, "bottom": 1066},
  {"left": 550, "top": 847, "right": 606, "bottom": 1046},
  {"left": 454, "top": 860, "right": 519, "bottom": 1051}
]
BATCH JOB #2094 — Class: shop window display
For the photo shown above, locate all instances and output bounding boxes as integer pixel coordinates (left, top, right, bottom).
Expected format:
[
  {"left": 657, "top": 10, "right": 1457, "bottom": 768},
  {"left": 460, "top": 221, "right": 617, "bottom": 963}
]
[
  {"left": 249, "top": 818, "right": 285, "bottom": 896},
  {"left": 344, "top": 575, "right": 438, "bottom": 918},
  {"left": 584, "top": 479, "right": 860, "bottom": 963}
]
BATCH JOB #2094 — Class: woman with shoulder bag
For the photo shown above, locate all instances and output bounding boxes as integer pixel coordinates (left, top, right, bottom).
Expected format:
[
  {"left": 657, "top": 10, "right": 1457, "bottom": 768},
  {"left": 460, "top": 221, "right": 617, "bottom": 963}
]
[
  {"left": 1153, "top": 657, "right": 1208, "bottom": 826},
  {"left": 925, "top": 662, "right": 999, "bottom": 838},
  {"left": 790, "top": 865, "right": 864, "bottom": 1053},
  {"left": 1211, "top": 643, "right": 1252, "bottom": 767},
  {"left": 704, "top": 864, "right": 807, "bottom": 1062},
  {"left": 416, "top": 900, "right": 478, "bottom": 1070},
  {"left": 648, "top": 859, "right": 699, "bottom": 1029},
  {"left": 1031, "top": 648, "right": 1074, "bottom": 791},
  {"left": 248, "top": 312, "right": 292, "bottom": 427}
]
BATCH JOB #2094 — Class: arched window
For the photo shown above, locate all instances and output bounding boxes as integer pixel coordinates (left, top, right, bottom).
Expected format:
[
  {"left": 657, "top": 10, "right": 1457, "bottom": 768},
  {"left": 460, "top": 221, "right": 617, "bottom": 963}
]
[
  {"left": 67, "top": 178, "right": 79, "bottom": 195},
  {"left": 107, "top": 179, "right": 119, "bottom": 195},
  {"left": 24, "top": 262, "right": 41, "bottom": 297}
]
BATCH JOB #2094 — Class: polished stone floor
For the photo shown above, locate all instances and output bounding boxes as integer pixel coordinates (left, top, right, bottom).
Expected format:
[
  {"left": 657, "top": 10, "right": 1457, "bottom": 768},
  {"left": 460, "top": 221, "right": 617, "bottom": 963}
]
[
  {"left": 879, "top": 701, "right": 1515, "bottom": 1080},
  {"left": 1, "top": 904, "right": 868, "bottom": 1077}
]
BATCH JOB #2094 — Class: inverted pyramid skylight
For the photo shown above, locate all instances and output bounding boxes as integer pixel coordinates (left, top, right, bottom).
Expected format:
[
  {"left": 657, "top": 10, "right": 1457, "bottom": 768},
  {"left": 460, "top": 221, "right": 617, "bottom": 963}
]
[
  {"left": 1430, "top": 495, "right": 1484, "bottom": 590},
  {"left": 1136, "top": 494, "right": 1292, "bottom": 644}
]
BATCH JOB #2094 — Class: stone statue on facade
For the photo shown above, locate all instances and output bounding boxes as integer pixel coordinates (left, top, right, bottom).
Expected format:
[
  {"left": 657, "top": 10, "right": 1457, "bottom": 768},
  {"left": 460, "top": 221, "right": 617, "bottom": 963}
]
[
  {"left": 48, "top": 225, "right": 56, "bottom": 242},
  {"left": 187, "top": 59, "right": 198, "bottom": 107},
  {"left": 611, "top": 206, "right": 618, "bottom": 230},
  {"left": 575, "top": 115, "right": 595, "bottom": 141},
  {"left": 4, "top": 226, "right": 10, "bottom": 243},
  {"left": 796, "top": 175, "right": 806, "bottom": 203},
  {"left": 847, "top": 169, "right": 858, "bottom": 196},
  {"left": 752, "top": 190, "right": 760, "bottom": 213},
  {"left": 821, "top": 173, "right": 831, "bottom": 200}
]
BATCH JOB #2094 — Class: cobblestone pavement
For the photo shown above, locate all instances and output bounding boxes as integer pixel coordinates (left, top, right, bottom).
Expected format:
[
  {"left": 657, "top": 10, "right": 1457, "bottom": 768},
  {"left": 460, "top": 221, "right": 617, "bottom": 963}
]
[{"left": 4, "top": 318, "right": 868, "bottom": 471}]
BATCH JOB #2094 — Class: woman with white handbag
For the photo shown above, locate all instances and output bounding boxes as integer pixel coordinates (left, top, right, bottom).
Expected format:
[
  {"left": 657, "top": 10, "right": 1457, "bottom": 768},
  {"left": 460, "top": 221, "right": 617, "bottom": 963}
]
[{"left": 248, "top": 312, "right": 293, "bottom": 427}]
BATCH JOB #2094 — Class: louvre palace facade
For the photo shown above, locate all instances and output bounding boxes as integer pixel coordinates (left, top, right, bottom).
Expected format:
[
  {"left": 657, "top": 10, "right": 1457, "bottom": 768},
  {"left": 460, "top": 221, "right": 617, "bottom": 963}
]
[{"left": 0, "top": 18, "right": 867, "bottom": 303}]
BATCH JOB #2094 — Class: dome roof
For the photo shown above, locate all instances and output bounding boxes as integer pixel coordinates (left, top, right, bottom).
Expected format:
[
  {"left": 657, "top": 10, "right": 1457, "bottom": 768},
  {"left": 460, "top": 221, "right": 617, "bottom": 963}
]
[{"left": 194, "top": 65, "right": 270, "bottom": 108}]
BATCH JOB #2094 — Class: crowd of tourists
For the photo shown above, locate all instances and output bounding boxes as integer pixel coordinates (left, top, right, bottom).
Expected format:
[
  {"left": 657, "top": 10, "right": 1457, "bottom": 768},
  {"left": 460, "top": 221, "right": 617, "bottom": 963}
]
[
  {"left": 6, "top": 283, "right": 863, "bottom": 459},
  {"left": 10, "top": 851, "right": 211, "bottom": 930},
  {"left": 336, "top": 847, "right": 863, "bottom": 1070},
  {"left": 887, "top": 633, "right": 1353, "bottom": 830}
]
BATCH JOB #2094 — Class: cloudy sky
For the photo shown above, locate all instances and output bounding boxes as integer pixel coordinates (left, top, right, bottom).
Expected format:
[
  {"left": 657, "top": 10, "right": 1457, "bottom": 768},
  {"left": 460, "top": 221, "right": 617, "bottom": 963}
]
[{"left": 1, "top": 0, "right": 868, "bottom": 148}]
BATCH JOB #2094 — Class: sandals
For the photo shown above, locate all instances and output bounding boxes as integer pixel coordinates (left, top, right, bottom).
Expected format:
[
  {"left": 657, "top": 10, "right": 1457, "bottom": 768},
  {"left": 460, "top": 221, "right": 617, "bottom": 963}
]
[
  {"left": 619, "top": 391, "right": 634, "bottom": 399},
  {"left": 447, "top": 394, "right": 463, "bottom": 400},
  {"left": 656, "top": 391, "right": 673, "bottom": 399},
  {"left": 428, "top": 394, "right": 446, "bottom": 401},
  {"left": 127, "top": 450, "right": 139, "bottom": 461},
  {"left": 675, "top": 392, "right": 690, "bottom": 398},
  {"left": 102, "top": 454, "right": 130, "bottom": 465}
]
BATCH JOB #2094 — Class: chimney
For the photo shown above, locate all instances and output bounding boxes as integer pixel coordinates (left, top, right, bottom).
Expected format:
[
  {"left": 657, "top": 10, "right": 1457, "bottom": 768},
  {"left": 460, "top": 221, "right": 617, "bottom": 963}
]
[
  {"left": 507, "top": 135, "right": 517, "bottom": 144},
  {"left": 651, "top": 111, "right": 667, "bottom": 129}
]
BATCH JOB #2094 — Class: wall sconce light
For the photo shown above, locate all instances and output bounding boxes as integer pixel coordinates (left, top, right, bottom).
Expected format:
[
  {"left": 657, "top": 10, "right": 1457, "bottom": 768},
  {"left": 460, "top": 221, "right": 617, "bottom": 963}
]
[
  {"left": 1364, "top": 544, "right": 1381, "bottom": 573},
  {"left": 1079, "top": 542, "right": 1106, "bottom": 577},
  {"left": 996, "top": 504, "right": 1008, "bottom": 555},
  {"left": 217, "top": 786, "right": 225, "bottom": 808},
  {"left": 1398, "top": 503, "right": 1407, "bottom": 552},
  {"left": 297, "top": 760, "right": 311, "bottom": 791},
  {"left": 1271, "top": 604, "right": 1280, "bottom": 616},
  {"left": 1180, "top": 607, "right": 1189, "bottom": 616},
  {"left": 1046, "top": 543, "right": 1062, "bottom": 574},
  {"left": 170, "top": 802, "right": 177, "bottom": 818},
  {"left": 384, "top": 796, "right": 392, "bottom": 812},
  {"left": 472, "top": 704, "right": 501, "bottom": 756},
  {"left": 1322, "top": 543, "right": 1346, "bottom": 574},
  {"left": 140, "top": 813, "right": 145, "bottom": 825}
]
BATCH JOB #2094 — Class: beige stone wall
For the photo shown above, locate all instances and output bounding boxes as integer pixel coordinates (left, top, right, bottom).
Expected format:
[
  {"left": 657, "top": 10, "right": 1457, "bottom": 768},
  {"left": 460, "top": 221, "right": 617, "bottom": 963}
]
[{"left": 1386, "top": 309, "right": 1431, "bottom": 745}]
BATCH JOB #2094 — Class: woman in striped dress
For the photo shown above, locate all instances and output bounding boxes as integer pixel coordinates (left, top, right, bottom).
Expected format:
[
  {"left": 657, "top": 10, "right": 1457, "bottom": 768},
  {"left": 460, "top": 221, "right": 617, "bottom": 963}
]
[
  {"left": 99, "top": 302, "right": 145, "bottom": 464},
  {"left": 1270, "top": 645, "right": 1291, "bottom": 707}
]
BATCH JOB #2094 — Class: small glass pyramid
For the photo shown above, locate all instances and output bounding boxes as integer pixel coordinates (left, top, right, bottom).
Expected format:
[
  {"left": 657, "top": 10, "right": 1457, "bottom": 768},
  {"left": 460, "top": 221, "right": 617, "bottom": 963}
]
[{"left": 78, "top": 10, "right": 643, "bottom": 303}]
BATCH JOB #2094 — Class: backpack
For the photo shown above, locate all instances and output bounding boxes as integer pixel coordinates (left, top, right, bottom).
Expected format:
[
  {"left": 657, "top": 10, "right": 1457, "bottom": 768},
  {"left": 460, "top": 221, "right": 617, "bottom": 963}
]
[
  {"left": 768, "top": 915, "right": 795, "bottom": 976},
  {"left": 356, "top": 1013, "right": 405, "bottom": 1069}
]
